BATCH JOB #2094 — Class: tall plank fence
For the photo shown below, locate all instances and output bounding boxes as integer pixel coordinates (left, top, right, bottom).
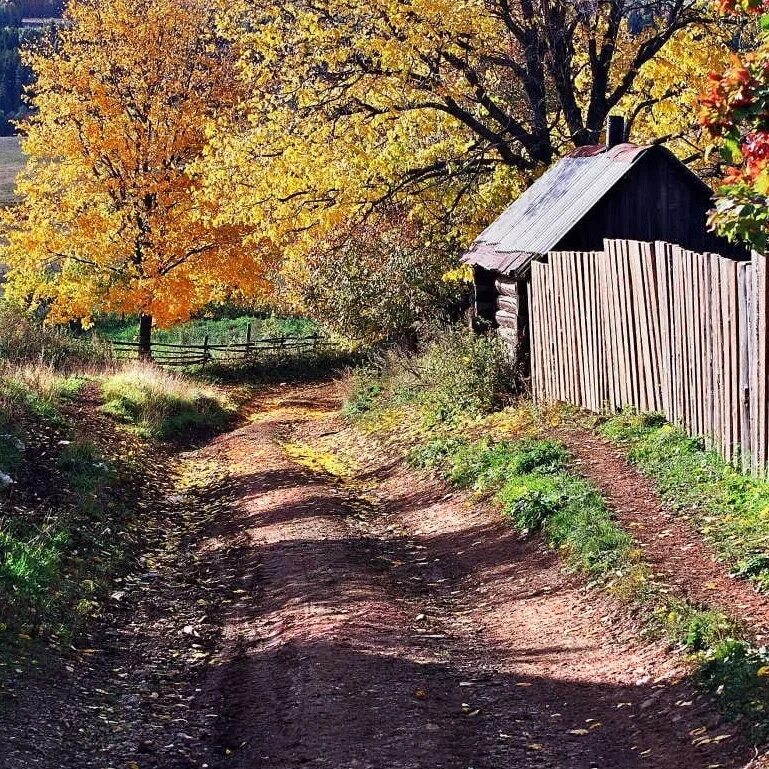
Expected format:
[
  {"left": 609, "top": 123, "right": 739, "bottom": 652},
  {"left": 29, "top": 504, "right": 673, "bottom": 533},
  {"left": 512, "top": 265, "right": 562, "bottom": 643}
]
[{"left": 529, "top": 239, "right": 769, "bottom": 474}]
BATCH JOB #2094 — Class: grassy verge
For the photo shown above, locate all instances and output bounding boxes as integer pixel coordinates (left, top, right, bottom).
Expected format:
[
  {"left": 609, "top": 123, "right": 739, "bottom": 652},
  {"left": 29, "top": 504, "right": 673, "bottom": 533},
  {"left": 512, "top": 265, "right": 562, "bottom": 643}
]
[
  {"left": 412, "top": 432, "right": 769, "bottom": 741},
  {"left": 600, "top": 411, "right": 769, "bottom": 592},
  {"left": 0, "top": 365, "right": 117, "bottom": 640},
  {"left": 102, "top": 363, "right": 233, "bottom": 440},
  {"left": 340, "top": 329, "right": 769, "bottom": 742}
]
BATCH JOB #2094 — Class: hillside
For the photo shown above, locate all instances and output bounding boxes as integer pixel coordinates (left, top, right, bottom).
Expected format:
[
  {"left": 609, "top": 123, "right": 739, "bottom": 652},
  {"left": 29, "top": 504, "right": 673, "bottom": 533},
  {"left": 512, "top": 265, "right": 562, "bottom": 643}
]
[{"left": 0, "top": 134, "right": 22, "bottom": 203}]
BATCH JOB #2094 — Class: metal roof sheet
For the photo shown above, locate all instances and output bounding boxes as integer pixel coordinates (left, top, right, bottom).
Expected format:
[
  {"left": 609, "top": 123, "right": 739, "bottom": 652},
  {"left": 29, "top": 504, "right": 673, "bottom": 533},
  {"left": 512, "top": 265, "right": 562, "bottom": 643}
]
[{"left": 463, "top": 143, "right": 653, "bottom": 275}]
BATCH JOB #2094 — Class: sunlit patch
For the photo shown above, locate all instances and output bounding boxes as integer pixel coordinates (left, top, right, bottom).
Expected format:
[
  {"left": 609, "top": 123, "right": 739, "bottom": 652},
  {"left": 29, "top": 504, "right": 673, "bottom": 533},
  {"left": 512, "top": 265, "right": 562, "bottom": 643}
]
[
  {"left": 281, "top": 440, "right": 351, "bottom": 478},
  {"left": 248, "top": 395, "right": 336, "bottom": 424}
]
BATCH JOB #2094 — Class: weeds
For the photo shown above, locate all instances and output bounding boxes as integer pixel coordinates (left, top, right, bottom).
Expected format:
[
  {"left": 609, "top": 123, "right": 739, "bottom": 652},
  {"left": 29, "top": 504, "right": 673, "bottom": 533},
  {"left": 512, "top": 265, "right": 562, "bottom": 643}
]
[
  {"left": 102, "top": 363, "right": 232, "bottom": 440},
  {"left": 344, "top": 326, "right": 516, "bottom": 430},
  {"left": 0, "top": 303, "right": 111, "bottom": 370}
]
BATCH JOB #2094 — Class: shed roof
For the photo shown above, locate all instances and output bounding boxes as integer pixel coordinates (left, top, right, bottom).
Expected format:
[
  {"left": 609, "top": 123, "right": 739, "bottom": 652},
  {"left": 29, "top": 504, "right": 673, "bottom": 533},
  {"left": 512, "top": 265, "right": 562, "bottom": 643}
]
[{"left": 462, "top": 142, "right": 709, "bottom": 276}]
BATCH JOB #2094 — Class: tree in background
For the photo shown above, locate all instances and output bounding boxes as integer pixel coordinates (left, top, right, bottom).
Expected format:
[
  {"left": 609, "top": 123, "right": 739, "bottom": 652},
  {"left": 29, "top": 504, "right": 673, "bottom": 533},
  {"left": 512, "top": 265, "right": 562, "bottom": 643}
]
[
  {"left": 2, "top": 0, "right": 265, "bottom": 354},
  {"left": 700, "top": 1, "right": 769, "bottom": 249},
  {"left": 201, "top": 0, "right": 734, "bottom": 340},
  {"left": 0, "top": 0, "right": 62, "bottom": 136}
]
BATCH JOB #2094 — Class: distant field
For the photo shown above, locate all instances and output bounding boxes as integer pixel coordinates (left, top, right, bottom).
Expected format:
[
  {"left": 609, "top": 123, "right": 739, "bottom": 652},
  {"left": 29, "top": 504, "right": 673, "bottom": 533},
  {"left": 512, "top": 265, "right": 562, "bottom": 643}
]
[
  {"left": 0, "top": 135, "right": 24, "bottom": 204},
  {"left": 96, "top": 315, "right": 317, "bottom": 346}
]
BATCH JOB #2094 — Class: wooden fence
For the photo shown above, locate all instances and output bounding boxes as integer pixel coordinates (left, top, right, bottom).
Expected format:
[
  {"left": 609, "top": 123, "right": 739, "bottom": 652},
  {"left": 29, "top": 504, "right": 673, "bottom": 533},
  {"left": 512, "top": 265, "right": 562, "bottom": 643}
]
[
  {"left": 110, "top": 332, "right": 332, "bottom": 367},
  {"left": 529, "top": 239, "right": 769, "bottom": 474}
]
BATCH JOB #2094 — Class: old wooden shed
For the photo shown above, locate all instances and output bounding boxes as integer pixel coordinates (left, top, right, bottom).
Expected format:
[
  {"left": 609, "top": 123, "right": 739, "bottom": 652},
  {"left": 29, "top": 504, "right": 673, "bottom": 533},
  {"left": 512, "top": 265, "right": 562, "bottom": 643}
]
[{"left": 462, "top": 120, "right": 748, "bottom": 364}]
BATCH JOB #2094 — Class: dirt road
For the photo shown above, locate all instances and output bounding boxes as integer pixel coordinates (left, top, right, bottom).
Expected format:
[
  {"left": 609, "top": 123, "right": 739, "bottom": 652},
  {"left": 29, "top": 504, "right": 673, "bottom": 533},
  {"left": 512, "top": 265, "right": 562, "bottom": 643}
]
[
  {"left": 0, "top": 380, "right": 760, "bottom": 768},
  {"left": 189, "top": 382, "right": 754, "bottom": 769}
]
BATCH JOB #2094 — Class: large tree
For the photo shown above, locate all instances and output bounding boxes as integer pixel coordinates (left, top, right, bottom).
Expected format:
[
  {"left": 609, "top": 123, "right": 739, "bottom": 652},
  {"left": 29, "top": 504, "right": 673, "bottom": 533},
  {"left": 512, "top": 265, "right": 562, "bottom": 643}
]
[
  {"left": 2, "top": 0, "right": 264, "bottom": 352},
  {"left": 200, "top": 0, "right": 733, "bottom": 326},
  {"left": 208, "top": 1, "right": 724, "bottom": 234}
]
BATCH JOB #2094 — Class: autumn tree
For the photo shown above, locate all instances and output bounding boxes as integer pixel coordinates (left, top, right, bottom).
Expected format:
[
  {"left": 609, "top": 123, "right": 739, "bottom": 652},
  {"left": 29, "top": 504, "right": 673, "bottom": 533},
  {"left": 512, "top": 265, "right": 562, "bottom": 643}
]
[
  {"left": 200, "top": 0, "right": 734, "bottom": 338},
  {"left": 2, "top": 0, "right": 264, "bottom": 354},
  {"left": 699, "top": 1, "right": 769, "bottom": 249}
]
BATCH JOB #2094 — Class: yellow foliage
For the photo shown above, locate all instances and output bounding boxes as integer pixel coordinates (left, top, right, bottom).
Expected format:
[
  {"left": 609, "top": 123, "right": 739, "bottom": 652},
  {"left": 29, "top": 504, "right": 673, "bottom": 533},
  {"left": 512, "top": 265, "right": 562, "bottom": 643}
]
[
  {"left": 2, "top": 0, "right": 271, "bottom": 327},
  {"left": 200, "top": 0, "right": 726, "bottom": 275}
]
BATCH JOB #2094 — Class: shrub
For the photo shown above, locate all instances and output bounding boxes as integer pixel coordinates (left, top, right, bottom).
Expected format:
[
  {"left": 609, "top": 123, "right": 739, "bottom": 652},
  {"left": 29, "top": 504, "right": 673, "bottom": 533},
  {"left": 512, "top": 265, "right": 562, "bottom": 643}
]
[
  {"left": 102, "top": 363, "right": 232, "bottom": 439},
  {"left": 285, "top": 210, "right": 461, "bottom": 345},
  {"left": 418, "top": 327, "right": 516, "bottom": 425},
  {"left": 0, "top": 303, "right": 111, "bottom": 370}
]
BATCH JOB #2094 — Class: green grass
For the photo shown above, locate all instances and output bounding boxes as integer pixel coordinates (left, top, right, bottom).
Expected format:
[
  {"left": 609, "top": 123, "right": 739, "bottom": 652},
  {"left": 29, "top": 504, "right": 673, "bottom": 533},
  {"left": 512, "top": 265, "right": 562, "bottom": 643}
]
[
  {"left": 102, "top": 364, "right": 232, "bottom": 440},
  {"left": 600, "top": 410, "right": 769, "bottom": 592},
  {"left": 412, "top": 437, "right": 634, "bottom": 573},
  {"left": 56, "top": 441, "right": 112, "bottom": 496},
  {"left": 409, "top": 432, "right": 769, "bottom": 741},
  {"left": 0, "top": 523, "right": 67, "bottom": 634},
  {"left": 97, "top": 314, "right": 317, "bottom": 346}
]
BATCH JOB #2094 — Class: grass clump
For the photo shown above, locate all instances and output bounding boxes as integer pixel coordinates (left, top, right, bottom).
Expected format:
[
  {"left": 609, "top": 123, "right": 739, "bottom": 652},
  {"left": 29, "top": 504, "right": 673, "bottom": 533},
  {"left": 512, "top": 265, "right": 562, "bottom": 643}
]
[
  {"left": 0, "top": 303, "right": 110, "bottom": 370},
  {"left": 0, "top": 365, "right": 87, "bottom": 432},
  {"left": 0, "top": 522, "right": 67, "bottom": 634},
  {"left": 343, "top": 325, "right": 516, "bottom": 430},
  {"left": 600, "top": 410, "right": 769, "bottom": 592},
  {"left": 343, "top": 367, "right": 384, "bottom": 418},
  {"left": 56, "top": 441, "right": 112, "bottom": 495},
  {"left": 414, "top": 436, "right": 632, "bottom": 573},
  {"left": 102, "top": 363, "right": 232, "bottom": 440}
]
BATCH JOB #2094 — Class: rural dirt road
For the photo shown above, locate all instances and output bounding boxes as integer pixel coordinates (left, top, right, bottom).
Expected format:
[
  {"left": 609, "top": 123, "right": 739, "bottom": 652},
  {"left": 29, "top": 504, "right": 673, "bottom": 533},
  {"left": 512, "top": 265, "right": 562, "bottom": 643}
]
[{"left": 1, "top": 380, "right": 764, "bottom": 768}]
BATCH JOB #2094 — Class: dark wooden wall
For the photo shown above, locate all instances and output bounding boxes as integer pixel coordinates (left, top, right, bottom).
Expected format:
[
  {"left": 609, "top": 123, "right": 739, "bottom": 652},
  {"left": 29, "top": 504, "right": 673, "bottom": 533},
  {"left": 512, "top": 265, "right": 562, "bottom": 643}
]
[
  {"left": 473, "top": 266, "right": 528, "bottom": 370},
  {"left": 555, "top": 151, "right": 749, "bottom": 260}
]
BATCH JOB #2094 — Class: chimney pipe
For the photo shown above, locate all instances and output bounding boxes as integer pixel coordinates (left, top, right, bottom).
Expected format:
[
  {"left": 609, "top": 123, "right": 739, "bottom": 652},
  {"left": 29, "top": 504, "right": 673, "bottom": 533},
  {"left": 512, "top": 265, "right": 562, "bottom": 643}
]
[{"left": 606, "top": 115, "right": 626, "bottom": 149}]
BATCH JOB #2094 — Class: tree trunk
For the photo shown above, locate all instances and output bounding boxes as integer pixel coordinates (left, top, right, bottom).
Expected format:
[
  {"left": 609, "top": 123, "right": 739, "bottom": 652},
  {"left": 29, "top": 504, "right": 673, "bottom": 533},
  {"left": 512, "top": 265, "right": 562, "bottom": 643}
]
[{"left": 138, "top": 313, "right": 153, "bottom": 361}]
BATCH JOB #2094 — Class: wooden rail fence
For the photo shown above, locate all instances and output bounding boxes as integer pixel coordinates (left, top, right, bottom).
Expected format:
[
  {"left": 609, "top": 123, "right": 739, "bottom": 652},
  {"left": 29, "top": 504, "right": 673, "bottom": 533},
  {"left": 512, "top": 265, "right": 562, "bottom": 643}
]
[
  {"left": 529, "top": 239, "right": 769, "bottom": 474},
  {"left": 110, "top": 332, "right": 332, "bottom": 367}
]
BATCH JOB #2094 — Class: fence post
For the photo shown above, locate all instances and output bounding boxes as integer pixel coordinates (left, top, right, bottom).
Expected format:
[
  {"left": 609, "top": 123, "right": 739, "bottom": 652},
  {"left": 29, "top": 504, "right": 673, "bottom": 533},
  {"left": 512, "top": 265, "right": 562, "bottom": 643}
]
[
  {"left": 203, "top": 335, "right": 210, "bottom": 366},
  {"left": 245, "top": 322, "right": 252, "bottom": 360}
]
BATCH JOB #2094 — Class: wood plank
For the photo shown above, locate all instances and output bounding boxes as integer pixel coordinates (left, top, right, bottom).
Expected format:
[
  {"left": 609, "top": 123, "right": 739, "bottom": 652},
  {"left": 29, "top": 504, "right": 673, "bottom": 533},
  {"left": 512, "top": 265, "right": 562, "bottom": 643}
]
[
  {"left": 599, "top": 247, "right": 618, "bottom": 410},
  {"left": 654, "top": 242, "right": 673, "bottom": 417},
  {"left": 720, "top": 258, "right": 734, "bottom": 460},
  {"left": 495, "top": 279, "right": 518, "bottom": 298},
  {"left": 710, "top": 256, "right": 723, "bottom": 458},
  {"left": 738, "top": 262, "right": 751, "bottom": 469}
]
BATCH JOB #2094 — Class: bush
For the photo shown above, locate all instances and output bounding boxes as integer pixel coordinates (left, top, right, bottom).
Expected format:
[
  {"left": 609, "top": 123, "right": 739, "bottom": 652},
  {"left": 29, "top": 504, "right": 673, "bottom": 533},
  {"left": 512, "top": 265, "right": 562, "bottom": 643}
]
[
  {"left": 102, "top": 363, "right": 232, "bottom": 439},
  {"left": 418, "top": 328, "right": 516, "bottom": 425},
  {"left": 285, "top": 210, "right": 462, "bottom": 345},
  {"left": 0, "top": 303, "right": 111, "bottom": 370}
]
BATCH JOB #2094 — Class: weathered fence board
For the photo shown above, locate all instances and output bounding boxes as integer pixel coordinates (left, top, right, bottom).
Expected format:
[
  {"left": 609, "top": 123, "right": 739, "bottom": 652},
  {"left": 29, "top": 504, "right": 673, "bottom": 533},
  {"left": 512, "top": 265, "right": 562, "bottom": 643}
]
[
  {"left": 110, "top": 332, "right": 330, "bottom": 367},
  {"left": 530, "top": 239, "right": 769, "bottom": 475}
]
